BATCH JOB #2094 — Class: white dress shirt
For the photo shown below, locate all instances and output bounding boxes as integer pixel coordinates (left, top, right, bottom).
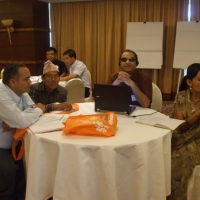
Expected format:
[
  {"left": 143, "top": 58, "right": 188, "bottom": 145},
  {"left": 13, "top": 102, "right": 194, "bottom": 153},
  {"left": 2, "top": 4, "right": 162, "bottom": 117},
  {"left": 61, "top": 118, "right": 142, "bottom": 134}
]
[
  {"left": 0, "top": 83, "right": 43, "bottom": 149},
  {"left": 70, "top": 60, "right": 91, "bottom": 88}
]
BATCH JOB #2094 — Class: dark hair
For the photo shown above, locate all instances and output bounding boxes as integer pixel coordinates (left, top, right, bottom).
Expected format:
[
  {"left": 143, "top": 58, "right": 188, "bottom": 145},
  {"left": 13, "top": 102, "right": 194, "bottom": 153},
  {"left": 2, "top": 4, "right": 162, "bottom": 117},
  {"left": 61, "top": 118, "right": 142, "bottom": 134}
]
[
  {"left": 118, "top": 49, "right": 139, "bottom": 66},
  {"left": 47, "top": 47, "right": 57, "bottom": 54},
  {"left": 3, "top": 63, "right": 26, "bottom": 85},
  {"left": 63, "top": 49, "right": 76, "bottom": 59},
  {"left": 179, "top": 63, "right": 200, "bottom": 91}
]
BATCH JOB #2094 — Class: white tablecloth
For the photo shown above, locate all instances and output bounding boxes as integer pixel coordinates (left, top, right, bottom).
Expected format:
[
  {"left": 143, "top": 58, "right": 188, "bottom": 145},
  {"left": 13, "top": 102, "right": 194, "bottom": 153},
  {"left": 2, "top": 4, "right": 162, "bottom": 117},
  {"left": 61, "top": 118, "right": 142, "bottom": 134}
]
[
  {"left": 24, "top": 103, "right": 171, "bottom": 200},
  {"left": 58, "top": 81, "right": 67, "bottom": 87}
]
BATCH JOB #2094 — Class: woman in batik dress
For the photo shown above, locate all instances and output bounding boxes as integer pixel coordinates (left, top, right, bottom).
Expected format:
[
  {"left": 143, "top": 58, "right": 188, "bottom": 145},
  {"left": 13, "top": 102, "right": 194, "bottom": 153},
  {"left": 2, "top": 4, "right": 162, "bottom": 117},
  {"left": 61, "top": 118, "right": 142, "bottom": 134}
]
[{"left": 168, "top": 63, "right": 200, "bottom": 200}]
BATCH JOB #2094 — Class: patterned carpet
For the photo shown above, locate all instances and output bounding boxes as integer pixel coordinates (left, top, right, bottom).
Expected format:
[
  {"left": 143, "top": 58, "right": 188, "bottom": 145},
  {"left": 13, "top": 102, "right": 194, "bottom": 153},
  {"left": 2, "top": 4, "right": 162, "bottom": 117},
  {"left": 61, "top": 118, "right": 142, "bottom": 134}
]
[{"left": 162, "top": 101, "right": 174, "bottom": 117}]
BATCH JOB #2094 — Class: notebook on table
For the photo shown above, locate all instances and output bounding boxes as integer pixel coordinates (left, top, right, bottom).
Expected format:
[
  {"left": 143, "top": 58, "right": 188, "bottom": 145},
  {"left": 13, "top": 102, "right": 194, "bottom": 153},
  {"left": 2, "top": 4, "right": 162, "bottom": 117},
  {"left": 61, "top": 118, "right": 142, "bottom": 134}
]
[{"left": 94, "top": 84, "right": 134, "bottom": 114}]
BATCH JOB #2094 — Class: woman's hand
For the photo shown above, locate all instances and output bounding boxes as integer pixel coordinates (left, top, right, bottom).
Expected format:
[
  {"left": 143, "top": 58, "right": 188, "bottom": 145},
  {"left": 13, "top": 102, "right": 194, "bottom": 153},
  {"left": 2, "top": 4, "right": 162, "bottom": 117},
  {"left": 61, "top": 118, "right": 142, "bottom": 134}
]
[
  {"left": 177, "top": 121, "right": 191, "bottom": 133},
  {"left": 177, "top": 109, "right": 200, "bottom": 133}
]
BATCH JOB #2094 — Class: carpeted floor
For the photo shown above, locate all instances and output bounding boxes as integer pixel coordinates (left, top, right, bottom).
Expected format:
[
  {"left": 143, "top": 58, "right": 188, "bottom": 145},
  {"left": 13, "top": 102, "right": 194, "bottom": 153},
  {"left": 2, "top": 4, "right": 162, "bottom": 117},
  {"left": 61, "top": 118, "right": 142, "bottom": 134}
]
[{"left": 162, "top": 101, "right": 174, "bottom": 117}]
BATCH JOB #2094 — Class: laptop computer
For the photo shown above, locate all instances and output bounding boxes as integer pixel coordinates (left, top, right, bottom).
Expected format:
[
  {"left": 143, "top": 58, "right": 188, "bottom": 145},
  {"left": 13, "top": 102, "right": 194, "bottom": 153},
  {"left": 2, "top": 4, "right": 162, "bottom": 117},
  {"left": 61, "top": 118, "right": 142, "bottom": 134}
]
[{"left": 94, "top": 84, "right": 134, "bottom": 114}]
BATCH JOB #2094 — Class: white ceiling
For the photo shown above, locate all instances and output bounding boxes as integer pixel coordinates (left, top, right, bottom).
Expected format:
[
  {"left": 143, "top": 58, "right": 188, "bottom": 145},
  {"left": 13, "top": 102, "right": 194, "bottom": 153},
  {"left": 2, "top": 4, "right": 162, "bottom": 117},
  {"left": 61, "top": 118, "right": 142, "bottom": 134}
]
[{"left": 38, "top": 0, "right": 97, "bottom": 3}]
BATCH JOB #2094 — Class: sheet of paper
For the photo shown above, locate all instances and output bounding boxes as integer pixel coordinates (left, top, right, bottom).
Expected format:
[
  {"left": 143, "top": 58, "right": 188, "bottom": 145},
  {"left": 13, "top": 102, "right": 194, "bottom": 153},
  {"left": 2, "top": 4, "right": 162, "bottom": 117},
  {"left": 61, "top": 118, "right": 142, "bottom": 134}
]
[
  {"left": 136, "top": 112, "right": 184, "bottom": 130},
  {"left": 129, "top": 106, "right": 158, "bottom": 117},
  {"left": 173, "top": 21, "right": 200, "bottom": 69},
  {"left": 30, "top": 76, "right": 41, "bottom": 82},
  {"left": 126, "top": 22, "right": 163, "bottom": 69},
  {"left": 29, "top": 114, "right": 65, "bottom": 134}
]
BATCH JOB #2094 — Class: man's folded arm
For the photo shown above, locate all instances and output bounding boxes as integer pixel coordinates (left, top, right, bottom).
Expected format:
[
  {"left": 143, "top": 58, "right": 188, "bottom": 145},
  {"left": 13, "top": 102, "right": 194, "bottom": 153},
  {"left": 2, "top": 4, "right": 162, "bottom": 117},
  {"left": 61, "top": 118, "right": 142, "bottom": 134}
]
[{"left": 0, "top": 100, "right": 43, "bottom": 129}]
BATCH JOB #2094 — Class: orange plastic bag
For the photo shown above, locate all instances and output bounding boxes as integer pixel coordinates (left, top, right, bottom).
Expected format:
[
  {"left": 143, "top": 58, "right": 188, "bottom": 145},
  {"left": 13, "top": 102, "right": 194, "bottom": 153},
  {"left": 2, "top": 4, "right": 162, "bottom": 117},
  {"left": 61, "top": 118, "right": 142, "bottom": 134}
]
[
  {"left": 11, "top": 104, "right": 78, "bottom": 160},
  {"left": 12, "top": 128, "right": 28, "bottom": 161},
  {"left": 63, "top": 112, "right": 118, "bottom": 137}
]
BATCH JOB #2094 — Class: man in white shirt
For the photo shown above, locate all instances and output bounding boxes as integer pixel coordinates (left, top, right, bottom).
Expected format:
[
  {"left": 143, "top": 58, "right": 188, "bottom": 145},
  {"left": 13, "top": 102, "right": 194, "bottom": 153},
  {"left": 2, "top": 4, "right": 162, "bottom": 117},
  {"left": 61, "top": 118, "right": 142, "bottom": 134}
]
[
  {"left": 0, "top": 63, "right": 45, "bottom": 200},
  {"left": 60, "top": 49, "right": 91, "bottom": 98}
]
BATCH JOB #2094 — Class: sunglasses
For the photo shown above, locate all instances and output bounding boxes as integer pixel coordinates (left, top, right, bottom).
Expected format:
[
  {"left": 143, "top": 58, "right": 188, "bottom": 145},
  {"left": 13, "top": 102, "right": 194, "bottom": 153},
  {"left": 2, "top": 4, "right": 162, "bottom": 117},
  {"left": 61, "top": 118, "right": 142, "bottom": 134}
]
[{"left": 120, "top": 57, "right": 136, "bottom": 62}]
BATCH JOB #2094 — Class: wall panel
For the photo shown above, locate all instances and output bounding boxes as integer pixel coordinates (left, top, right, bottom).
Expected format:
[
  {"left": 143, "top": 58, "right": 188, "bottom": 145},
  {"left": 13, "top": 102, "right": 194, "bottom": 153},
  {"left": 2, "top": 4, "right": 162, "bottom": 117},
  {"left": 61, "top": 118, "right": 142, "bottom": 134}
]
[{"left": 0, "top": 0, "right": 50, "bottom": 75}]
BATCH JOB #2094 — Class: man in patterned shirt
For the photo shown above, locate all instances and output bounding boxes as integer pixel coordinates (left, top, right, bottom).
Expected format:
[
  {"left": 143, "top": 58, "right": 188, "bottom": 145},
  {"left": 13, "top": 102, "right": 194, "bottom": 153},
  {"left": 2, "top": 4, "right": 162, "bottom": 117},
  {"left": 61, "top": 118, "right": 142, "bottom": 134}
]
[{"left": 29, "top": 60, "right": 72, "bottom": 112}]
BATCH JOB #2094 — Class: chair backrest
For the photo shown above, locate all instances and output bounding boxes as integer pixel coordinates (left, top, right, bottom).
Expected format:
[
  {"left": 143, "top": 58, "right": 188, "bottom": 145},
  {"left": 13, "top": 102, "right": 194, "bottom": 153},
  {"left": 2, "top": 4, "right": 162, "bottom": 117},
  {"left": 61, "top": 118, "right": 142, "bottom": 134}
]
[
  {"left": 188, "top": 165, "right": 200, "bottom": 200},
  {"left": 151, "top": 83, "right": 162, "bottom": 112},
  {"left": 65, "top": 78, "right": 85, "bottom": 103},
  {"left": 0, "top": 68, "right": 4, "bottom": 79}
]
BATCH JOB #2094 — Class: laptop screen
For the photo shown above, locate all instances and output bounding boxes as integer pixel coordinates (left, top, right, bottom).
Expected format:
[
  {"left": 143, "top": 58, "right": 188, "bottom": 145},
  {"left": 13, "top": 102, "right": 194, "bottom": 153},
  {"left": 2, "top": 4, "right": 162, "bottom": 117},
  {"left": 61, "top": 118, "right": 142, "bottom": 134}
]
[{"left": 94, "top": 84, "right": 133, "bottom": 114}]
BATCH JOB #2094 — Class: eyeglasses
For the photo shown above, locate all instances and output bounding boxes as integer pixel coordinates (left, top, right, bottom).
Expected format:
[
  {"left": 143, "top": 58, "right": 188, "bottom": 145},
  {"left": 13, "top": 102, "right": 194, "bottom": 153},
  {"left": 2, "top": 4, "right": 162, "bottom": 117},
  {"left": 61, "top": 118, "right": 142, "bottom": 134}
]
[
  {"left": 120, "top": 57, "right": 136, "bottom": 62},
  {"left": 45, "top": 74, "right": 60, "bottom": 80}
]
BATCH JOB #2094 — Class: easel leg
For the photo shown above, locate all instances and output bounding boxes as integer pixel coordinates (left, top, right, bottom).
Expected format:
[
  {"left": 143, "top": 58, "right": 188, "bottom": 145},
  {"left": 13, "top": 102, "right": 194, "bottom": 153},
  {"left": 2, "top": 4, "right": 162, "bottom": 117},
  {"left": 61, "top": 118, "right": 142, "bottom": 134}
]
[{"left": 177, "top": 69, "right": 183, "bottom": 94}]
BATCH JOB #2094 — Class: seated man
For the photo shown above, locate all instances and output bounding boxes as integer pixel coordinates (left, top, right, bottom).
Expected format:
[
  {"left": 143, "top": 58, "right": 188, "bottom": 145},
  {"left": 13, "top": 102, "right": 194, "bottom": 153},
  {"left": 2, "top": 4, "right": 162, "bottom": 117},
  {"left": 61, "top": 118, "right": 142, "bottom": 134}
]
[
  {"left": 0, "top": 63, "right": 45, "bottom": 200},
  {"left": 29, "top": 60, "right": 72, "bottom": 112},
  {"left": 107, "top": 49, "right": 152, "bottom": 108},
  {"left": 37, "top": 47, "right": 68, "bottom": 77},
  {"left": 60, "top": 49, "right": 91, "bottom": 98}
]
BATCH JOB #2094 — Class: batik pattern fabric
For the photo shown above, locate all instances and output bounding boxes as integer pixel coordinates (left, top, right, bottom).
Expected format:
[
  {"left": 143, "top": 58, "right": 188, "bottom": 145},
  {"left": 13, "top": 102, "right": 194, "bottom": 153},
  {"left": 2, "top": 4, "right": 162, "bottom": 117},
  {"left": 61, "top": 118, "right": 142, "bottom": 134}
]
[{"left": 169, "top": 89, "right": 200, "bottom": 200}]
